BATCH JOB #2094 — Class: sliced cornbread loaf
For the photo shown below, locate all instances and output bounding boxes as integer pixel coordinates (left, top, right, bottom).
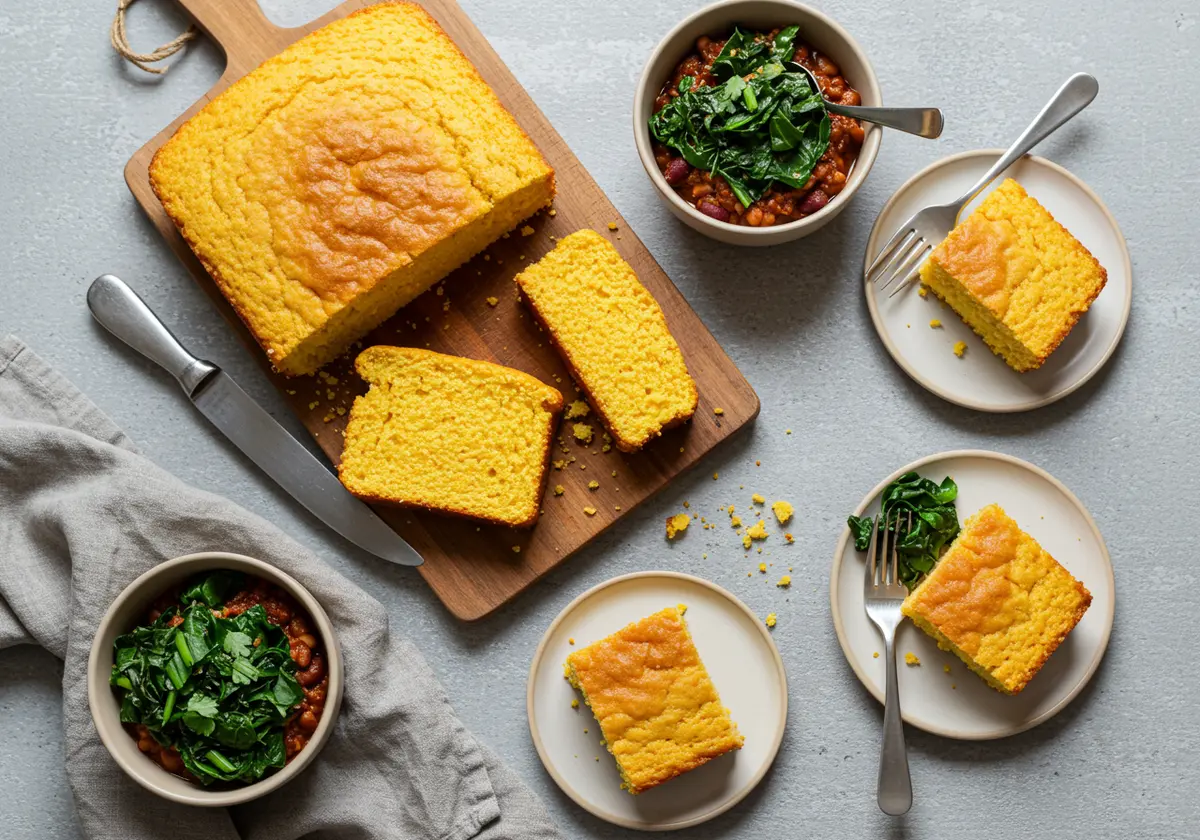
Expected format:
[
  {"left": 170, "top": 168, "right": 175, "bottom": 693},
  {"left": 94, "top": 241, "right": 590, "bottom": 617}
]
[
  {"left": 920, "top": 179, "right": 1106, "bottom": 371},
  {"left": 902, "top": 504, "right": 1092, "bottom": 694},
  {"left": 515, "top": 230, "right": 697, "bottom": 451},
  {"left": 338, "top": 346, "right": 563, "bottom": 528},
  {"left": 565, "top": 605, "right": 743, "bottom": 793},
  {"left": 150, "top": 3, "right": 554, "bottom": 376}
]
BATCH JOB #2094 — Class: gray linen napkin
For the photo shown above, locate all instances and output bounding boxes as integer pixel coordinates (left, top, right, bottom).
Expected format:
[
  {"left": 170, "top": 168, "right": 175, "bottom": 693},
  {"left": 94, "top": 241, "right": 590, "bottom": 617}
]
[{"left": 0, "top": 336, "right": 562, "bottom": 840}]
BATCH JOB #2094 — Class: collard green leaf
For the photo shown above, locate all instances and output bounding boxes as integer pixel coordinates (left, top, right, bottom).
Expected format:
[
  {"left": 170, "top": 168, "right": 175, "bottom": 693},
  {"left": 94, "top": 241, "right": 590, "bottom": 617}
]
[{"left": 848, "top": 473, "right": 961, "bottom": 589}]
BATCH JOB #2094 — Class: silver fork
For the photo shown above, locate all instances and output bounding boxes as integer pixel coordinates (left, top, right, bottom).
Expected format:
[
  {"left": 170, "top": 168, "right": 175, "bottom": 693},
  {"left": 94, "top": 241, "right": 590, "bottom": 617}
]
[
  {"left": 866, "top": 72, "right": 1099, "bottom": 296},
  {"left": 864, "top": 510, "right": 912, "bottom": 816}
]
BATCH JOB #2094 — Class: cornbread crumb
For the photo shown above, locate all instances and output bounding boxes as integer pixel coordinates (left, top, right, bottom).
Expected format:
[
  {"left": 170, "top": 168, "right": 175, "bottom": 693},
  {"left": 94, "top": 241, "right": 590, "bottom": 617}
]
[
  {"left": 741, "top": 534, "right": 752, "bottom": 549},
  {"left": 930, "top": 319, "right": 942, "bottom": 328},
  {"left": 765, "top": 613, "right": 777, "bottom": 628},
  {"left": 746, "top": 520, "right": 768, "bottom": 541},
  {"left": 521, "top": 225, "right": 535, "bottom": 236},
  {"left": 758, "top": 563, "right": 766, "bottom": 573},
  {"left": 785, "top": 429, "right": 792, "bottom": 435},
  {"left": 905, "top": 653, "right": 921, "bottom": 666},
  {"left": 713, "top": 407, "right": 724, "bottom": 415},
  {"left": 873, "top": 651, "right": 880, "bottom": 659},
  {"left": 918, "top": 286, "right": 929, "bottom": 298},
  {"left": 584, "top": 506, "right": 597, "bottom": 516},
  {"left": 751, "top": 494, "right": 765, "bottom": 504},
  {"left": 944, "top": 665, "right": 952, "bottom": 673},
  {"left": 607, "top": 222, "right": 618, "bottom": 230},
  {"left": 486, "top": 296, "right": 499, "bottom": 307},
  {"left": 771, "top": 501, "right": 793, "bottom": 524},
  {"left": 713, "top": 473, "right": 719, "bottom": 480},
  {"left": 777, "top": 575, "right": 791, "bottom": 587},
  {"left": 682, "top": 501, "right": 690, "bottom": 508},
  {"left": 571, "top": 699, "right": 579, "bottom": 709},
  {"left": 548, "top": 208, "right": 557, "bottom": 217},
  {"left": 553, "top": 485, "right": 564, "bottom": 496},
  {"left": 565, "top": 400, "right": 590, "bottom": 419},
  {"left": 666, "top": 513, "right": 690, "bottom": 539},
  {"left": 730, "top": 515, "right": 742, "bottom": 528},
  {"left": 727, "top": 505, "right": 735, "bottom": 514},
  {"left": 588, "top": 480, "right": 599, "bottom": 490},
  {"left": 573, "top": 423, "right": 594, "bottom": 444},
  {"left": 784, "top": 533, "right": 794, "bottom": 544},
  {"left": 512, "top": 546, "right": 521, "bottom": 553},
  {"left": 569, "top": 637, "right": 575, "bottom": 645},
  {"left": 953, "top": 341, "right": 967, "bottom": 357}
]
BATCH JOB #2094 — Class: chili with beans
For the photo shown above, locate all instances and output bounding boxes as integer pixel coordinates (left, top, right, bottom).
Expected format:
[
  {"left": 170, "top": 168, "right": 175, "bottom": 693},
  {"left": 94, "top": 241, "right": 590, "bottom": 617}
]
[
  {"left": 654, "top": 29, "right": 865, "bottom": 227},
  {"left": 130, "top": 576, "right": 328, "bottom": 781}
]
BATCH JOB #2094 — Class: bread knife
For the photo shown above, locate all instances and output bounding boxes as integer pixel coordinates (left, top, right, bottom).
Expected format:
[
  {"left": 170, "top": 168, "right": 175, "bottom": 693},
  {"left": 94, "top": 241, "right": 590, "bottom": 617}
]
[{"left": 86, "top": 274, "right": 423, "bottom": 567}]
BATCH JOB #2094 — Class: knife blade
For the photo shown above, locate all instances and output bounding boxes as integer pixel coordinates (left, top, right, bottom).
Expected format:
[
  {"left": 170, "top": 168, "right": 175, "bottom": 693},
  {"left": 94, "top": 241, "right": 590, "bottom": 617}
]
[{"left": 86, "top": 274, "right": 423, "bottom": 567}]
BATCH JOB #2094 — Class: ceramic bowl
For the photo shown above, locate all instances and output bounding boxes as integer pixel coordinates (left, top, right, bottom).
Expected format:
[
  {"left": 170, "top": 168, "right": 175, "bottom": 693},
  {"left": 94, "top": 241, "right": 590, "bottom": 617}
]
[
  {"left": 87, "top": 551, "right": 343, "bottom": 807},
  {"left": 633, "top": 0, "right": 882, "bottom": 245}
]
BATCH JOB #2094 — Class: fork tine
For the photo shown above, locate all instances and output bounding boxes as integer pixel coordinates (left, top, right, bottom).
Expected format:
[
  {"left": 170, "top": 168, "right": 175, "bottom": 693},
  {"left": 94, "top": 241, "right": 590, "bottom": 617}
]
[
  {"left": 879, "top": 240, "right": 931, "bottom": 293},
  {"left": 887, "top": 259, "right": 929, "bottom": 298},
  {"left": 864, "top": 513, "right": 880, "bottom": 592},
  {"left": 866, "top": 230, "right": 917, "bottom": 284},
  {"left": 888, "top": 510, "right": 901, "bottom": 585},
  {"left": 877, "top": 510, "right": 890, "bottom": 586},
  {"left": 865, "top": 222, "right": 916, "bottom": 279}
]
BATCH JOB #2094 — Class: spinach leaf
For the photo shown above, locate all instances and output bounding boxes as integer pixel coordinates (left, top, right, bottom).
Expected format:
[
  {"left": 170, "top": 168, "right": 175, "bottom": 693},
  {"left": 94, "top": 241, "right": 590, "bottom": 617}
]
[
  {"left": 650, "top": 25, "right": 831, "bottom": 209},
  {"left": 847, "top": 472, "right": 961, "bottom": 589},
  {"left": 108, "top": 580, "right": 308, "bottom": 786}
]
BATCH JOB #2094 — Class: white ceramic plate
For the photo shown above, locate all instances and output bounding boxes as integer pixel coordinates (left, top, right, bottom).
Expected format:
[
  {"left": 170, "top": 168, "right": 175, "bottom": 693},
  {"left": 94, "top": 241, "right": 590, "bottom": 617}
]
[
  {"left": 864, "top": 150, "right": 1132, "bottom": 412},
  {"left": 830, "top": 450, "right": 1114, "bottom": 740},
  {"left": 527, "top": 572, "right": 787, "bottom": 830}
]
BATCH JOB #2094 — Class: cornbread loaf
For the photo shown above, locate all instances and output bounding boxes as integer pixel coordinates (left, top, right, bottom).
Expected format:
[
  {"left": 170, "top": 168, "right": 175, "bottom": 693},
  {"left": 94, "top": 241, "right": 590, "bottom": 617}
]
[
  {"left": 901, "top": 504, "right": 1092, "bottom": 695},
  {"left": 338, "top": 346, "right": 563, "bottom": 528},
  {"left": 565, "top": 605, "right": 743, "bottom": 793},
  {"left": 514, "top": 230, "right": 697, "bottom": 451},
  {"left": 150, "top": 3, "right": 554, "bottom": 376},
  {"left": 919, "top": 179, "right": 1106, "bottom": 371}
]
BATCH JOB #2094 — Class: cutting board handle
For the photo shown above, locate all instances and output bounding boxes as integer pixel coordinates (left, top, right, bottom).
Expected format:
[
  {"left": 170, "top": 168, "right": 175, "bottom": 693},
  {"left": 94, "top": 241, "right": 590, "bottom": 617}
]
[{"left": 175, "top": 0, "right": 283, "bottom": 68}]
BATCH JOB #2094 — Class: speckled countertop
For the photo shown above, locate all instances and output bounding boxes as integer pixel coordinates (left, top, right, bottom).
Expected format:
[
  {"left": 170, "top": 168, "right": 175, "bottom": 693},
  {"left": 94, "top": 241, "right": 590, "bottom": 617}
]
[{"left": 2, "top": 1, "right": 1198, "bottom": 837}]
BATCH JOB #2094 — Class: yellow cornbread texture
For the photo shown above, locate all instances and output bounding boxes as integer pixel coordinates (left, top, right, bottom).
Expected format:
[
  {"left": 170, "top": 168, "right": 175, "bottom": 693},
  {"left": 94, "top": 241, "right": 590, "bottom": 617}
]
[
  {"left": 902, "top": 504, "right": 1092, "bottom": 695},
  {"left": 338, "top": 346, "right": 562, "bottom": 527},
  {"left": 919, "top": 179, "right": 1106, "bottom": 372},
  {"left": 514, "top": 230, "right": 697, "bottom": 451},
  {"left": 149, "top": 3, "right": 554, "bottom": 376},
  {"left": 564, "top": 605, "right": 742, "bottom": 793},
  {"left": 665, "top": 513, "right": 690, "bottom": 540}
]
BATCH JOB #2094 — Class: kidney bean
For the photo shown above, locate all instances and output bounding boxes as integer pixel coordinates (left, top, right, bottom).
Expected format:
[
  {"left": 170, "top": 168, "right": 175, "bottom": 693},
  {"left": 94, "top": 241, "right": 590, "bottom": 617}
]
[
  {"left": 797, "top": 190, "right": 830, "bottom": 216},
  {"left": 299, "top": 710, "right": 319, "bottom": 732},
  {"left": 697, "top": 201, "right": 731, "bottom": 222},
  {"left": 292, "top": 641, "right": 312, "bottom": 668},
  {"left": 296, "top": 653, "right": 325, "bottom": 687},
  {"left": 664, "top": 158, "right": 690, "bottom": 185}
]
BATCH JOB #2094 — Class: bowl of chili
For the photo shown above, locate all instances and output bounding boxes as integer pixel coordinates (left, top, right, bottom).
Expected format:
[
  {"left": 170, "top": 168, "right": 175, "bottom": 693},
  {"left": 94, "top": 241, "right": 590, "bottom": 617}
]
[
  {"left": 87, "top": 551, "right": 343, "bottom": 806},
  {"left": 634, "top": 0, "right": 882, "bottom": 245}
]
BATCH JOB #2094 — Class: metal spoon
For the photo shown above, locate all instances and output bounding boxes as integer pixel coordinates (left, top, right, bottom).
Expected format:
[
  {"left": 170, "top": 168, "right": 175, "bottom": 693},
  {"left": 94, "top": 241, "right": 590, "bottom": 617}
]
[{"left": 789, "top": 62, "right": 943, "bottom": 138}]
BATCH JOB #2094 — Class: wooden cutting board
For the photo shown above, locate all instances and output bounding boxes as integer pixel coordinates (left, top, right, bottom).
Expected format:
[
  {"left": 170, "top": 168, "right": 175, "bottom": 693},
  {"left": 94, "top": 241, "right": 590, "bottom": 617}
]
[{"left": 125, "top": 0, "right": 759, "bottom": 620}]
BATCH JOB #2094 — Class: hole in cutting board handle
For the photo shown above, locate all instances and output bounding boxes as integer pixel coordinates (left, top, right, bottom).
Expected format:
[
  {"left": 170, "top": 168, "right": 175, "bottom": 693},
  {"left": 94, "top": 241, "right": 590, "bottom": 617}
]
[{"left": 174, "top": 0, "right": 283, "bottom": 66}]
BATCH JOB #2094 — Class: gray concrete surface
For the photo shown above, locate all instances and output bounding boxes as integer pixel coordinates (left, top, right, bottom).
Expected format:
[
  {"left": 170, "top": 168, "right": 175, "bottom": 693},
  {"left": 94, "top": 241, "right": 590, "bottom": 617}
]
[{"left": 1, "top": 0, "right": 1197, "bottom": 837}]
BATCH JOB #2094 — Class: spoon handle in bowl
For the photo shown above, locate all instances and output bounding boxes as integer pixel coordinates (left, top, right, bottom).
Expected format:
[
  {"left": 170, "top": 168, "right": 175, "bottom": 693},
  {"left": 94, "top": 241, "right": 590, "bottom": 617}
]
[{"left": 828, "top": 103, "right": 944, "bottom": 138}]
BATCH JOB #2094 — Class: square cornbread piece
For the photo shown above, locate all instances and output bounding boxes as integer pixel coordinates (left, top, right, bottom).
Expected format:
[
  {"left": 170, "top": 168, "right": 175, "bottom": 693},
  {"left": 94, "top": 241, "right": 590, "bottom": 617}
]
[
  {"left": 919, "top": 179, "right": 1106, "bottom": 371},
  {"left": 515, "top": 230, "right": 697, "bottom": 451},
  {"left": 338, "top": 347, "right": 563, "bottom": 527},
  {"left": 150, "top": 3, "right": 554, "bottom": 376},
  {"left": 565, "top": 605, "right": 743, "bottom": 793},
  {"left": 901, "top": 504, "right": 1092, "bottom": 695}
]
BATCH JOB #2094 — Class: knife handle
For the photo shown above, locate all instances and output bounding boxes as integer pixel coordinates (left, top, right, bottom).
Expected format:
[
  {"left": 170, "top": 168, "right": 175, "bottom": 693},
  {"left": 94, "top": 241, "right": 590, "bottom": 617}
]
[{"left": 87, "top": 274, "right": 218, "bottom": 396}]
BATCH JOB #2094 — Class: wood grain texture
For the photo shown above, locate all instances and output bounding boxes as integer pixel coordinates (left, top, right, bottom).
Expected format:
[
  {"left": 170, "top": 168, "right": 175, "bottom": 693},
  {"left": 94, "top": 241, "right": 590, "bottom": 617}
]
[{"left": 124, "top": 0, "right": 759, "bottom": 620}]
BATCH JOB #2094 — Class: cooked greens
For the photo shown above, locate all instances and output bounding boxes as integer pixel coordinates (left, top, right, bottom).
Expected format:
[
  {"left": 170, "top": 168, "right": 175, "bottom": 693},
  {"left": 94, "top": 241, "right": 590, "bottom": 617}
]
[
  {"left": 111, "top": 572, "right": 305, "bottom": 785},
  {"left": 848, "top": 473, "right": 961, "bottom": 589},
  {"left": 649, "top": 25, "right": 831, "bottom": 209}
]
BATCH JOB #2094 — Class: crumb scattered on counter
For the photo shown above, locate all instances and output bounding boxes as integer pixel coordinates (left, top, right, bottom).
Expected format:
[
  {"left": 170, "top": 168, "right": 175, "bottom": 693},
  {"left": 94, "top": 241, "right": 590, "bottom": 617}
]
[
  {"left": 607, "top": 222, "right": 618, "bottom": 230},
  {"left": 784, "top": 533, "right": 795, "bottom": 544},
  {"left": 751, "top": 493, "right": 765, "bottom": 504},
  {"left": 905, "top": 653, "right": 921, "bottom": 666},
  {"left": 565, "top": 400, "right": 590, "bottom": 419},
  {"left": 746, "top": 520, "right": 768, "bottom": 542},
  {"left": 511, "top": 546, "right": 520, "bottom": 553},
  {"left": 742, "top": 534, "right": 752, "bottom": 549},
  {"left": 486, "top": 296, "right": 499, "bottom": 307},
  {"left": 713, "top": 407, "right": 724, "bottom": 415},
  {"left": 777, "top": 575, "right": 791, "bottom": 587},
  {"left": 712, "top": 472, "right": 719, "bottom": 480},
  {"left": 520, "top": 225, "right": 535, "bottom": 236},
  {"left": 785, "top": 429, "right": 792, "bottom": 435},
  {"left": 758, "top": 562, "right": 766, "bottom": 573},
  {"left": 683, "top": 500, "right": 690, "bottom": 508},
  {"left": 548, "top": 208, "right": 557, "bottom": 217},
  {"left": 765, "top": 613, "right": 777, "bottom": 628},
  {"left": 588, "top": 481, "right": 599, "bottom": 491},
  {"left": 953, "top": 341, "right": 967, "bottom": 358},
  {"left": 665, "top": 513, "right": 690, "bottom": 539},
  {"left": 553, "top": 485, "right": 564, "bottom": 496},
  {"left": 772, "top": 500, "right": 793, "bottom": 524},
  {"left": 584, "top": 506, "right": 597, "bottom": 516},
  {"left": 730, "top": 515, "right": 742, "bottom": 528}
]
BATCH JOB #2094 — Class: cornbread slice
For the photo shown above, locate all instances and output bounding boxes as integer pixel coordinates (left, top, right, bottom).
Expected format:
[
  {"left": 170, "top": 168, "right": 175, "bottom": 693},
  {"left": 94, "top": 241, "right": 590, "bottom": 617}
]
[
  {"left": 515, "top": 230, "right": 697, "bottom": 451},
  {"left": 920, "top": 179, "right": 1106, "bottom": 371},
  {"left": 902, "top": 504, "right": 1092, "bottom": 695},
  {"left": 565, "top": 605, "right": 742, "bottom": 793},
  {"left": 338, "top": 346, "right": 563, "bottom": 527},
  {"left": 150, "top": 3, "right": 554, "bottom": 376}
]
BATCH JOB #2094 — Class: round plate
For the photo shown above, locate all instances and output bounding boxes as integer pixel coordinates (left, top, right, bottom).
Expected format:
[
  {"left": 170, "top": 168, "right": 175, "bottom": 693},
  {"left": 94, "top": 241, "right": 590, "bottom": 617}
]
[
  {"left": 864, "top": 150, "right": 1132, "bottom": 412},
  {"left": 829, "top": 450, "right": 1114, "bottom": 740},
  {"left": 527, "top": 572, "right": 787, "bottom": 831}
]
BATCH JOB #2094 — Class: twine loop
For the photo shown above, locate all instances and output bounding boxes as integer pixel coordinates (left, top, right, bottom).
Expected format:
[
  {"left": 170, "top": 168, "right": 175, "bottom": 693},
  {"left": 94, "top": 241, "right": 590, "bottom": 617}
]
[{"left": 110, "top": 0, "right": 198, "bottom": 75}]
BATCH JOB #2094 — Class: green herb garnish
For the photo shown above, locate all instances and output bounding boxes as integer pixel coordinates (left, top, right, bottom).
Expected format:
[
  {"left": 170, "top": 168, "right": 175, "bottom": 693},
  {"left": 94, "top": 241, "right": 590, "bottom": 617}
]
[
  {"left": 649, "top": 25, "right": 831, "bottom": 209},
  {"left": 848, "top": 473, "right": 961, "bottom": 589},
  {"left": 110, "top": 572, "right": 304, "bottom": 785}
]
